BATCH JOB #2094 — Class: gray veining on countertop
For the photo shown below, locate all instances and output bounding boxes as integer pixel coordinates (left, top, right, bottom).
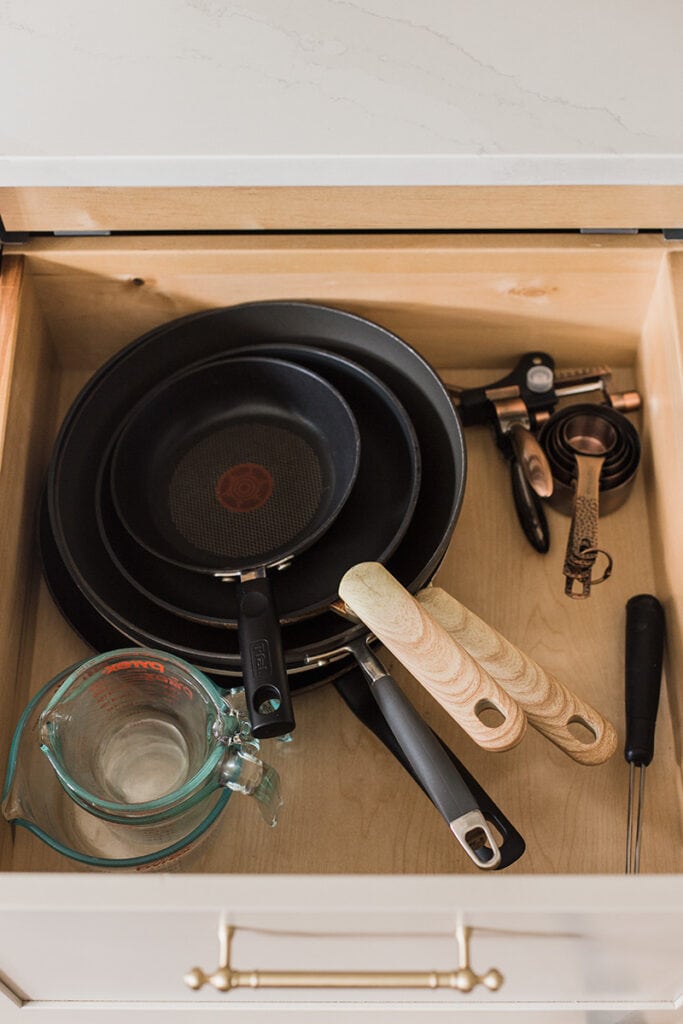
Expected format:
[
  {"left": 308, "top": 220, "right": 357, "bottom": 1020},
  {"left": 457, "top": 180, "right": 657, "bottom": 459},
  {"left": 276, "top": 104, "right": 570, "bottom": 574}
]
[{"left": 1, "top": 0, "right": 683, "bottom": 186}]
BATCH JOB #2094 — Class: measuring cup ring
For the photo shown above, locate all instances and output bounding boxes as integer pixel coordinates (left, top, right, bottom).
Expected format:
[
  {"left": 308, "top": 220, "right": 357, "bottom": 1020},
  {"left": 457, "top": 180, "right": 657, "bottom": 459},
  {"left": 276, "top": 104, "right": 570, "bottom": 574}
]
[{"left": 577, "top": 547, "right": 614, "bottom": 586}]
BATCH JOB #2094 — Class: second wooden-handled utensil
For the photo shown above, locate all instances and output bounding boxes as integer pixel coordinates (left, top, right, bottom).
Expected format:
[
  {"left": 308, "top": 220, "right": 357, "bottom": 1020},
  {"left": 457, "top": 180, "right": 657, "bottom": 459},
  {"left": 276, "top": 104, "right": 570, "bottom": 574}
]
[
  {"left": 416, "top": 586, "right": 617, "bottom": 765},
  {"left": 338, "top": 563, "right": 527, "bottom": 752}
]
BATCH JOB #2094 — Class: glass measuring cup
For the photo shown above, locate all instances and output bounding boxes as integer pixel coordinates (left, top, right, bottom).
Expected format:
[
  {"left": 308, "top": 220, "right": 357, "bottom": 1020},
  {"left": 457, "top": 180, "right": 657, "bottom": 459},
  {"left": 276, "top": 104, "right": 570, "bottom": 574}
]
[{"left": 3, "top": 650, "right": 282, "bottom": 868}]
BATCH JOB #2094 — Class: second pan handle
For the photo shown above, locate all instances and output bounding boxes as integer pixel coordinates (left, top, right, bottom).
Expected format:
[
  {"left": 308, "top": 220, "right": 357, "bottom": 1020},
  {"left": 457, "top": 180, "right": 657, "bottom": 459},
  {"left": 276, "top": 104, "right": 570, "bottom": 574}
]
[
  {"left": 348, "top": 638, "right": 502, "bottom": 869},
  {"left": 333, "top": 665, "right": 526, "bottom": 870},
  {"left": 417, "top": 586, "right": 617, "bottom": 765}
]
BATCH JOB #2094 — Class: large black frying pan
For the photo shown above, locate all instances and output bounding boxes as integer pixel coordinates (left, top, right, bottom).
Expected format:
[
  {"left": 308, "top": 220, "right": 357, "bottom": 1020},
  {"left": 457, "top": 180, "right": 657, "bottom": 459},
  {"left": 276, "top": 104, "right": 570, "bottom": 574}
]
[
  {"left": 109, "top": 355, "right": 360, "bottom": 738},
  {"left": 96, "top": 344, "right": 421, "bottom": 628},
  {"left": 46, "top": 302, "right": 464, "bottom": 671}
]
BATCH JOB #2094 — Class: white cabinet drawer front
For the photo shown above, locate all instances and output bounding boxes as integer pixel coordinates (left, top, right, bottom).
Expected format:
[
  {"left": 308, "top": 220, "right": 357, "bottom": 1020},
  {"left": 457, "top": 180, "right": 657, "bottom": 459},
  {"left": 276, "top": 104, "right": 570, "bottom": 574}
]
[{"left": 1, "top": 876, "right": 683, "bottom": 1014}]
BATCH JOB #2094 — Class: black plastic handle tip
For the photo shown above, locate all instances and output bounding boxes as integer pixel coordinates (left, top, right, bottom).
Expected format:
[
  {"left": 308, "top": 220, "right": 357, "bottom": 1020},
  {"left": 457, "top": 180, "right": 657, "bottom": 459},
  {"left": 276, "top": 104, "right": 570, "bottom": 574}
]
[
  {"left": 624, "top": 593, "right": 665, "bottom": 767},
  {"left": 237, "top": 576, "right": 296, "bottom": 739}
]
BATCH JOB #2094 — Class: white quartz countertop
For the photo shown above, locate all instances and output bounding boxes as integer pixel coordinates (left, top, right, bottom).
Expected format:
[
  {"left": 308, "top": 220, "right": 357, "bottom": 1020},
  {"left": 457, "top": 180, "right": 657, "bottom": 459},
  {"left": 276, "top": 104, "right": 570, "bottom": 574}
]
[{"left": 2, "top": 0, "right": 683, "bottom": 187}]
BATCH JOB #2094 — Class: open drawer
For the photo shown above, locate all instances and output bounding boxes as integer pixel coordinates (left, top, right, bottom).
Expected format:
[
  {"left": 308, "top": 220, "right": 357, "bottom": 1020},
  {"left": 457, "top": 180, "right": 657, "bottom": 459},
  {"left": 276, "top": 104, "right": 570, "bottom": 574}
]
[{"left": 1, "top": 231, "right": 683, "bottom": 1020}]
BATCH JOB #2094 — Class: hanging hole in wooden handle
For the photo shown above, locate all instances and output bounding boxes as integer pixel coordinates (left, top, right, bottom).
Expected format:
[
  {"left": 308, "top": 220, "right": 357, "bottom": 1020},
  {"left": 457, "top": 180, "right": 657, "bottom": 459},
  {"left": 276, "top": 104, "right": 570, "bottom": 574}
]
[
  {"left": 475, "top": 700, "right": 507, "bottom": 729},
  {"left": 566, "top": 716, "right": 598, "bottom": 744}
]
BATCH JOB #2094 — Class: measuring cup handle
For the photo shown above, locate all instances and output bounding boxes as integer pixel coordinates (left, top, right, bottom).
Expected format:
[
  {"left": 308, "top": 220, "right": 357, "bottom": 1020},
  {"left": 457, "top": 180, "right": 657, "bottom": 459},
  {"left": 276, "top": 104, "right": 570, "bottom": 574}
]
[
  {"left": 220, "top": 745, "right": 284, "bottom": 827},
  {"left": 563, "top": 456, "right": 609, "bottom": 599},
  {"left": 236, "top": 573, "right": 295, "bottom": 739}
]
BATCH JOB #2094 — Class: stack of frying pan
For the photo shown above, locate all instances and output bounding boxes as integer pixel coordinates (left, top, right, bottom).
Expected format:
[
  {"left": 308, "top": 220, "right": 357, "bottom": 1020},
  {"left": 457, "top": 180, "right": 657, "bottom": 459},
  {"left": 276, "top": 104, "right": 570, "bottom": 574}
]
[{"left": 41, "top": 300, "right": 525, "bottom": 868}]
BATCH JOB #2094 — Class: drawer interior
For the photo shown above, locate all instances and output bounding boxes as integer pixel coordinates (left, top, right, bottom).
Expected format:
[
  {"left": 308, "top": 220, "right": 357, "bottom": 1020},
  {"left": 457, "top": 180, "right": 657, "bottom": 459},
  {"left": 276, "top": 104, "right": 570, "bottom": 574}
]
[{"left": 1, "top": 232, "right": 682, "bottom": 877}]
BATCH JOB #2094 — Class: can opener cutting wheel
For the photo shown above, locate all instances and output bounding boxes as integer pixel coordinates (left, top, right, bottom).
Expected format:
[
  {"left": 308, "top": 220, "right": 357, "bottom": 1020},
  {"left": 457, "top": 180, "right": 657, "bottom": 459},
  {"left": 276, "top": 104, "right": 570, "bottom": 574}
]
[{"left": 445, "top": 352, "right": 640, "bottom": 553}]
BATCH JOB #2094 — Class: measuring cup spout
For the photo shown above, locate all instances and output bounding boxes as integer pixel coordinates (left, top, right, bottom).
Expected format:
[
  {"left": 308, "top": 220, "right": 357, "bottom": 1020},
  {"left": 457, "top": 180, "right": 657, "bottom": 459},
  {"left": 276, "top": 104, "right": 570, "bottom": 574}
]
[
  {"left": 218, "top": 744, "right": 283, "bottom": 827},
  {"left": 1, "top": 774, "right": 28, "bottom": 824}
]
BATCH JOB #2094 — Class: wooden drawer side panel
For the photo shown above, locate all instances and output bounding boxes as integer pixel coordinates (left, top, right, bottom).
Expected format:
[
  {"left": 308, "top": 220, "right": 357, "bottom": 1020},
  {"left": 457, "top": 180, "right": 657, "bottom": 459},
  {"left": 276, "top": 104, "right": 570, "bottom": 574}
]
[
  {"left": 639, "top": 251, "right": 683, "bottom": 778},
  {"left": 0, "top": 258, "right": 58, "bottom": 870}
]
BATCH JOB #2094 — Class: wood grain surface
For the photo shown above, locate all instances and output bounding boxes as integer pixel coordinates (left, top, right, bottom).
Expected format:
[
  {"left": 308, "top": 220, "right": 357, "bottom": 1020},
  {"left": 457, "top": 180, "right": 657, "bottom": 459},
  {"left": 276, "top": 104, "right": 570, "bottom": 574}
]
[
  {"left": 3, "top": 185, "right": 683, "bottom": 233},
  {"left": 339, "top": 563, "right": 527, "bottom": 752},
  {"left": 416, "top": 586, "right": 618, "bottom": 765}
]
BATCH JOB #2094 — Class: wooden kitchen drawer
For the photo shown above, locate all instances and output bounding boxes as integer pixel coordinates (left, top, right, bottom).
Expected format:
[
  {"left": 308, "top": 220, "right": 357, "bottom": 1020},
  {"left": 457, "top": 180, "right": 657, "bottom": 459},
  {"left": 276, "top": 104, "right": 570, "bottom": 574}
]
[{"left": 1, "top": 231, "right": 683, "bottom": 1019}]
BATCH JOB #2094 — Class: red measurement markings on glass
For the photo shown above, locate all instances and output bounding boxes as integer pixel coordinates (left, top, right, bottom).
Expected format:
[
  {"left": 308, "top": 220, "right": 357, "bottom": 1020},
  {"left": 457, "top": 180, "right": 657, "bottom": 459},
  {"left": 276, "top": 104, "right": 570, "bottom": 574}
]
[
  {"left": 102, "top": 659, "right": 165, "bottom": 675},
  {"left": 89, "top": 676, "right": 137, "bottom": 712},
  {"left": 88, "top": 666, "right": 194, "bottom": 708}
]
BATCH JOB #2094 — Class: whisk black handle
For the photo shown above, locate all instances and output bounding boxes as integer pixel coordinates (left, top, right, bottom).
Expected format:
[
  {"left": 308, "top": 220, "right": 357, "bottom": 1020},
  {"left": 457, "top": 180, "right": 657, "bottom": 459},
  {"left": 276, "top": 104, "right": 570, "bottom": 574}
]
[{"left": 625, "top": 594, "right": 665, "bottom": 767}]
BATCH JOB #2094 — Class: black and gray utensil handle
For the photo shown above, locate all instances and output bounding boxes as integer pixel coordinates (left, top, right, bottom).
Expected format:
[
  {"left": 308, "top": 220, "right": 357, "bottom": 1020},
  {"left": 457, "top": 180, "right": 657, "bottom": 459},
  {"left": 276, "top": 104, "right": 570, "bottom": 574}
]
[
  {"left": 350, "top": 640, "right": 504, "bottom": 869},
  {"left": 236, "top": 570, "right": 295, "bottom": 739},
  {"left": 510, "top": 458, "right": 550, "bottom": 553},
  {"left": 334, "top": 665, "right": 525, "bottom": 870},
  {"left": 625, "top": 594, "right": 665, "bottom": 766}
]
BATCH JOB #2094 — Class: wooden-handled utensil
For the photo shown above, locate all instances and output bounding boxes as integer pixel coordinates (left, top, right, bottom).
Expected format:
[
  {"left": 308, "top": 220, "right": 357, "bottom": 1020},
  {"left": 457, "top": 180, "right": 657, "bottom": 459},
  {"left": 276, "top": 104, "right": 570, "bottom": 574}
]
[
  {"left": 338, "top": 564, "right": 527, "bottom": 752},
  {"left": 416, "top": 585, "right": 617, "bottom": 765}
]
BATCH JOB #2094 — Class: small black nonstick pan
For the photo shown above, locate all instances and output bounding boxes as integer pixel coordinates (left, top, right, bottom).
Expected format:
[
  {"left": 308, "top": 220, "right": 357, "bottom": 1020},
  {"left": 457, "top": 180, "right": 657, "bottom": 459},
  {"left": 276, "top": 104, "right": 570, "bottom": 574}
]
[
  {"left": 97, "top": 345, "right": 421, "bottom": 629},
  {"left": 109, "top": 355, "right": 361, "bottom": 738}
]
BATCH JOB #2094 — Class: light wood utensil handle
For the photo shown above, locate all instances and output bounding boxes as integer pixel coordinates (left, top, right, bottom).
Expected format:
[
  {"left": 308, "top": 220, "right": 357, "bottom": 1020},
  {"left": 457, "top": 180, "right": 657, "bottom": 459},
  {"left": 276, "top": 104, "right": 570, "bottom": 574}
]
[
  {"left": 416, "top": 586, "right": 617, "bottom": 765},
  {"left": 338, "top": 564, "right": 527, "bottom": 752}
]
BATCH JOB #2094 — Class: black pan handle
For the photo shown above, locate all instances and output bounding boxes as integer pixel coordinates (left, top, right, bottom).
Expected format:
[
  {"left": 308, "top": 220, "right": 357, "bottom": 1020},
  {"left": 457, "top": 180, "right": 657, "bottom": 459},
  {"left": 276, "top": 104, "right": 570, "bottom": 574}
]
[
  {"left": 348, "top": 639, "right": 513, "bottom": 870},
  {"left": 510, "top": 458, "right": 550, "bottom": 553},
  {"left": 625, "top": 593, "right": 665, "bottom": 766},
  {"left": 334, "top": 660, "right": 525, "bottom": 870},
  {"left": 236, "top": 571, "right": 295, "bottom": 739}
]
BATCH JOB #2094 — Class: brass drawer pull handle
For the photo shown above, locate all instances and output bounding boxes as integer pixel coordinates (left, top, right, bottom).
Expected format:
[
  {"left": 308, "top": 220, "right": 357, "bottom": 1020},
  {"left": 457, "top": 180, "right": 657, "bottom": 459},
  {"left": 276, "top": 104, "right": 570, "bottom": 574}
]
[{"left": 184, "top": 923, "right": 503, "bottom": 994}]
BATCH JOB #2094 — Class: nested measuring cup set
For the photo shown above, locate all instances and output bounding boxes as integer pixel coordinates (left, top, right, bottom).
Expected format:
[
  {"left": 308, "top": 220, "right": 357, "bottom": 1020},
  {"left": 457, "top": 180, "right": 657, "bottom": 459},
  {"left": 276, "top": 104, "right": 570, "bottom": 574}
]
[{"left": 2, "top": 303, "right": 638, "bottom": 870}]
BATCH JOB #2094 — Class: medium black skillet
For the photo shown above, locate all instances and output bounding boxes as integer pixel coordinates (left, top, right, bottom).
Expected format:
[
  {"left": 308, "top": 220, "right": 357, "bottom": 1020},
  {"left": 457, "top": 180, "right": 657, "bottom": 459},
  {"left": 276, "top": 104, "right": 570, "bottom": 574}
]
[
  {"left": 96, "top": 344, "right": 421, "bottom": 628},
  {"left": 109, "top": 355, "right": 361, "bottom": 738}
]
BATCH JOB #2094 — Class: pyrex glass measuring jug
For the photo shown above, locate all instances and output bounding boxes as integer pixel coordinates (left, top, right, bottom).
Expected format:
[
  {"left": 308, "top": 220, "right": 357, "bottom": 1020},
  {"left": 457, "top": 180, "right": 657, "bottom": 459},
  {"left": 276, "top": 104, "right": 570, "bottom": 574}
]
[{"left": 3, "top": 650, "right": 282, "bottom": 868}]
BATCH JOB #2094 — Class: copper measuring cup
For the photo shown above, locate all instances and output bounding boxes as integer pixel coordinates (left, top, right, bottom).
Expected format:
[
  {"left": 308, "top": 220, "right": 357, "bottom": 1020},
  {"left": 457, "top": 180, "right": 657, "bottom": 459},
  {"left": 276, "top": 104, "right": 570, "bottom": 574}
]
[{"left": 539, "top": 404, "right": 641, "bottom": 599}]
